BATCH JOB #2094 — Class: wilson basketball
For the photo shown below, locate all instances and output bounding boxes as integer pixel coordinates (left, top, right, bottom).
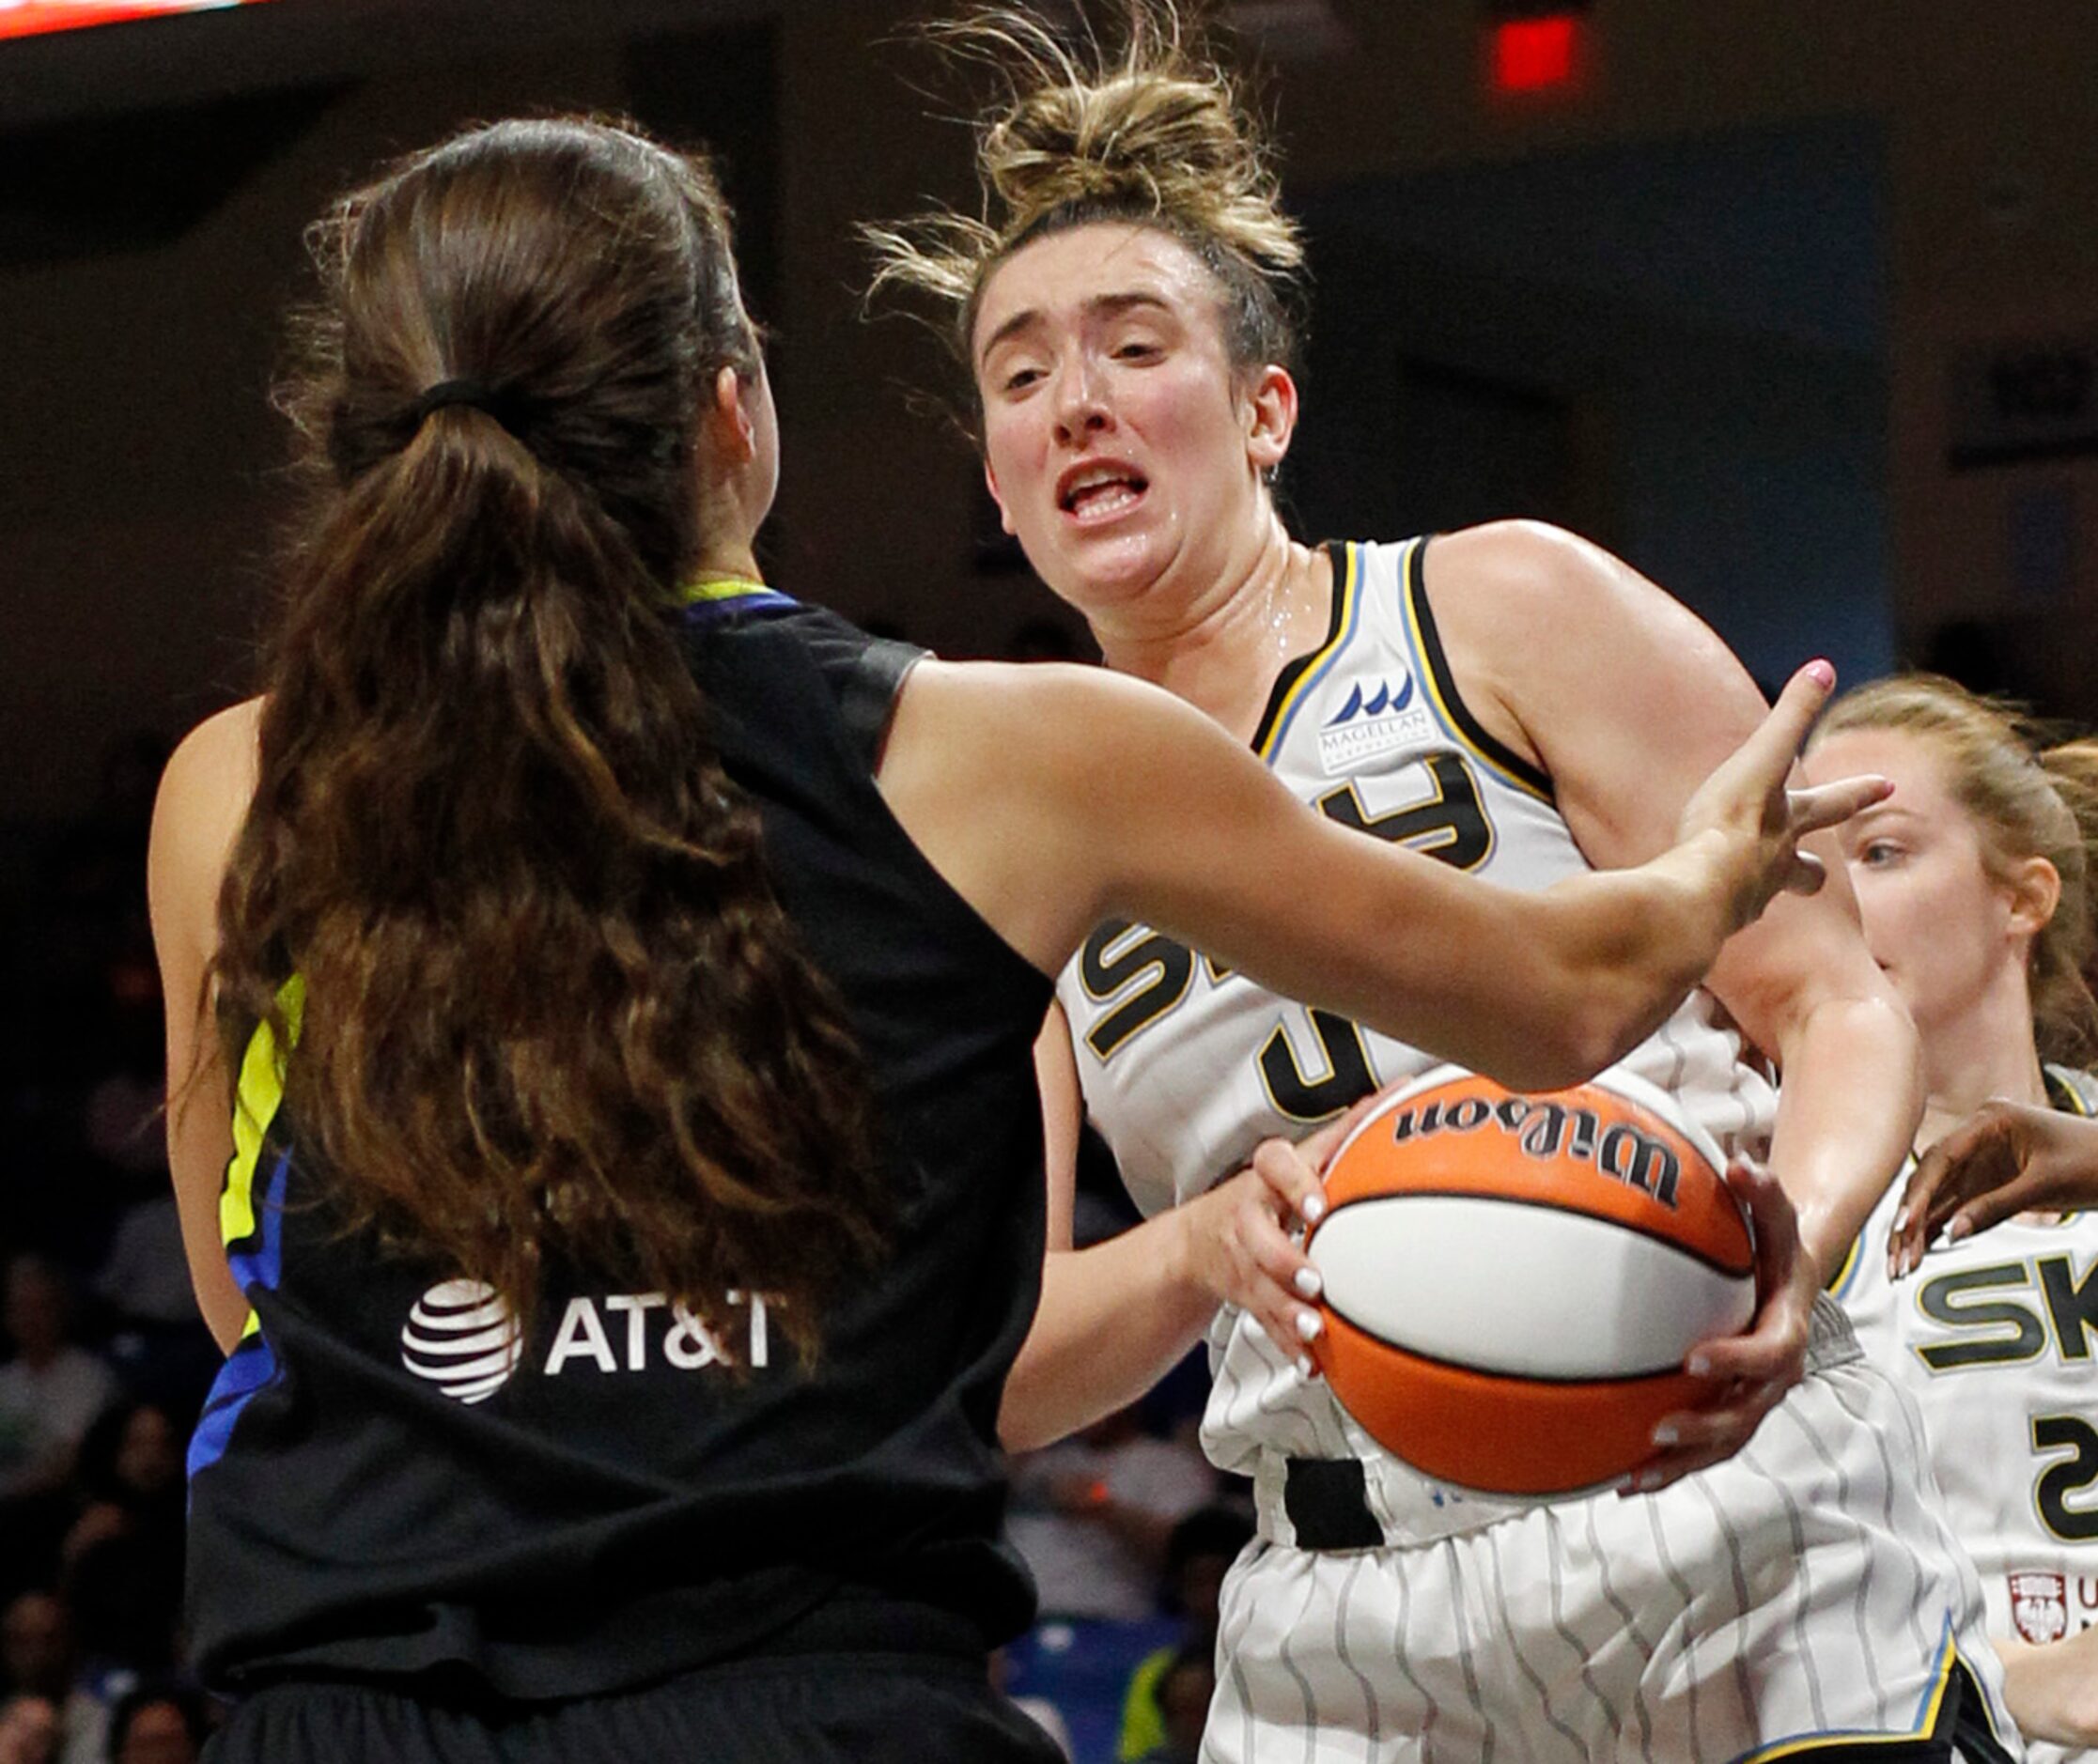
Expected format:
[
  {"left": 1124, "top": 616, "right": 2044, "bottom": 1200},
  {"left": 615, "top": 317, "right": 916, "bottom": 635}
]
[{"left": 1306, "top": 1065, "right": 1755, "bottom": 1498}]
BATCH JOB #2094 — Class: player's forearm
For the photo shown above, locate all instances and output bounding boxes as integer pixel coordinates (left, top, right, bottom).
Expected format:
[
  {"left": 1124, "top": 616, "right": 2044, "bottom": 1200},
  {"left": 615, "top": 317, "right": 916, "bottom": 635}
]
[
  {"left": 999, "top": 1222, "right": 1218, "bottom": 1453},
  {"left": 1518, "top": 837, "right": 1737, "bottom": 1086},
  {"left": 1768, "top": 995, "right": 1922, "bottom": 1281},
  {"left": 1997, "top": 1628, "right": 2098, "bottom": 1743}
]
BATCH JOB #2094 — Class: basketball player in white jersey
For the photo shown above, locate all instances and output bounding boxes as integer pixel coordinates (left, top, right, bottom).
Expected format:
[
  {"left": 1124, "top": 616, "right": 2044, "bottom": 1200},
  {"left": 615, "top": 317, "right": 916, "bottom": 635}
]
[
  {"left": 871, "top": 6, "right": 2020, "bottom": 1756},
  {"left": 1810, "top": 680, "right": 2098, "bottom": 1758}
]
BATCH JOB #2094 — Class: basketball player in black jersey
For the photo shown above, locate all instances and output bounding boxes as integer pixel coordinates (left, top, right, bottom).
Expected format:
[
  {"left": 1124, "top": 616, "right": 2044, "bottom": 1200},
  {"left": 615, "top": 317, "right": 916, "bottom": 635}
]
[{"left": 147, "top": 116, "right": 1869, "bottom": 1761}]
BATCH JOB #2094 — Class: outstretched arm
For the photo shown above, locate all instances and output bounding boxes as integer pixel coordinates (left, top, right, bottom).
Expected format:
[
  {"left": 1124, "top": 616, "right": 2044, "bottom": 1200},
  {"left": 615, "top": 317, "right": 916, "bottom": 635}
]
[{"left": 877, "top": 650, "right": 1874, "bottom": 1095}]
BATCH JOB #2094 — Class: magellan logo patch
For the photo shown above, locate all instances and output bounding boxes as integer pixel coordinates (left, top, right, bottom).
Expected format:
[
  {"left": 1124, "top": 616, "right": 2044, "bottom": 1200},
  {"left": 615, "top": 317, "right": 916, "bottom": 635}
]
[
  {"left": 400, "top": 1279, "right": 523, "bottom": 1405},
  {"left": 1318, "top": 673, "right": 1433, "bottom": 773}
]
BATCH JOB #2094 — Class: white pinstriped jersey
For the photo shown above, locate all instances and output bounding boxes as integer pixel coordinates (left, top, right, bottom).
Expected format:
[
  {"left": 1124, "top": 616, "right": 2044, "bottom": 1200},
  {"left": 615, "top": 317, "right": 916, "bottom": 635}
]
[
  {"left": 1838, "top": 1065, "right": 2098, "bottom": 1764},
  {"left": 1054, "top": 536, "right": 1779, "bottom": 1522}
]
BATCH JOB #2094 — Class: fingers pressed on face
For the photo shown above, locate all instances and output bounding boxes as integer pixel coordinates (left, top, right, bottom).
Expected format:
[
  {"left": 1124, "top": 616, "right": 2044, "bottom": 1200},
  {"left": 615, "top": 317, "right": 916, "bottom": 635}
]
[
  {"left": 1789, "top": 776, "right": 1896, "bottom": 838},
  {"left": 1782, "top": 851, "right": 1827, "bottom": 897}
]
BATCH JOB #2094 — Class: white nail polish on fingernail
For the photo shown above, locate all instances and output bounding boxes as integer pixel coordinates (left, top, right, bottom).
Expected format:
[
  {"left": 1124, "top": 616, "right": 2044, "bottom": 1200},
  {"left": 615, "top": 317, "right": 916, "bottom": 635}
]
[
  {"left": 1892, "top": 1206, "right": 1909, "bottom": 1233},
  {"left": 1300, "top": 1194, "right": 1326, "bottom": 1224},
  {"left": 1295, "top": 1309, "right": 1324, "bottom": 1342},
  {"left": 1652, "top": 1422, "right": 1680, "bottom": 1447},
  {"left": 1293, "top": 1268, "right": 1323, "bottom": 1300},
  {"left": 1686, "top": 1354, "right": 1711, "bottom": 1377},
  {"left": 1296, "top": 1354, "right": 1315, "bottom": 1378},
  {"left": 1948, "top": 1216, "right": 1972, "bottom": 1241}
]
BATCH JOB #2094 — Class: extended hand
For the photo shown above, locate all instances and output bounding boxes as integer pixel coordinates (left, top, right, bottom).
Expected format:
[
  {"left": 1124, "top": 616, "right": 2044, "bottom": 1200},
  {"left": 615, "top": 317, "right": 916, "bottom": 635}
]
[
  {"left": 1888, "top": 1101, "right": 2098, "bottom": 1277},
  {"left": 1622, "top": 1156, "right": 1810, "bottom": 1494},
  {"left": 1676, "top": 661, "right": 1890, "bottom": 922}
]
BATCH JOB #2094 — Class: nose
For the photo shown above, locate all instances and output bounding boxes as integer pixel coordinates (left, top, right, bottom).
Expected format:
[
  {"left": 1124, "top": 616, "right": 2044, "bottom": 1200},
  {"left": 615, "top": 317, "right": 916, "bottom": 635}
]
[{"left": 1052, "top": 357, "right": 1112, "bottom": 446}]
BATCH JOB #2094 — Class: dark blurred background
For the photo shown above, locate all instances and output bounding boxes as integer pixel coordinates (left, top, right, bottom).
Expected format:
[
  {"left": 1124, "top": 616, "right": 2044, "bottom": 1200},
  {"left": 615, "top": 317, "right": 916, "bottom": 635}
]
[{"left": 0, "top": 2, "right": 2094, "bottom": 1756}]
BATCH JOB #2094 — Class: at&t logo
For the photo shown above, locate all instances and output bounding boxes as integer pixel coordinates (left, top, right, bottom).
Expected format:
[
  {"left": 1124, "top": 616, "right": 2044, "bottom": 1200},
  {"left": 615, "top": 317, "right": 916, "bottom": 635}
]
[{"left": 400, "top": 1279, "right": 524, "bottom": 1404}]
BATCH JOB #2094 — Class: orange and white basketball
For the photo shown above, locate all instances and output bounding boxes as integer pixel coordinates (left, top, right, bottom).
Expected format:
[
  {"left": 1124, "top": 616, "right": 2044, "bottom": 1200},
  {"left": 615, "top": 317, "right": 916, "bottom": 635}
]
[{"left": 1307, "top": 1064, "right": 1755, "bottom": 1499}]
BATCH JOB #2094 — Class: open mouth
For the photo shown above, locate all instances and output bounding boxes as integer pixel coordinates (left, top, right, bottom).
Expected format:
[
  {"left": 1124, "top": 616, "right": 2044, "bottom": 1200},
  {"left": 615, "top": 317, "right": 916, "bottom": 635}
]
[{"left": 1058, "top": 463, "right": 1149, "bottom": 525}]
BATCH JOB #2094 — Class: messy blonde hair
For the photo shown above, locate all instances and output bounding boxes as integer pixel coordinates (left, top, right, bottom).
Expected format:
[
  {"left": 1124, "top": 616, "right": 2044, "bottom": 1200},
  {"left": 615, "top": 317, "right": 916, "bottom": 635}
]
[
  {"left": 1813, "top": 674, "right": 2098, "bottom": 1067},
  {"left": 864, "top": 2, "right": 1307, "bottom": 401}
]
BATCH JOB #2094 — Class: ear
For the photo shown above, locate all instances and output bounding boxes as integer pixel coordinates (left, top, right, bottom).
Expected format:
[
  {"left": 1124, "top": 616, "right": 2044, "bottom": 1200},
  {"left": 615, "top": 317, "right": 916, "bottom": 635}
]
[
  {"left": 706, "top": 363, "right": 757, "bottom": 466},
  {"left": 984, "top": 456, "right": 1017, "bottom": 536},
  {"left": 2004, "top": 854, "right": 2063, "bottom": 944},
  {"left": 1244, "top": 364, "right": 1299, "bottom": 475}
]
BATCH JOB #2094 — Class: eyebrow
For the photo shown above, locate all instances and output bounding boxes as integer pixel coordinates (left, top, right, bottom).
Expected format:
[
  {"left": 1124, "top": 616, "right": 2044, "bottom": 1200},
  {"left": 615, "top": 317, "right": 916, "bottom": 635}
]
[
  {"left": 976, "top": 289, "right": 1174, "bottom": 368},
  {"left": 1849, "top": 800, "right": 1919, "bottom": 828}
]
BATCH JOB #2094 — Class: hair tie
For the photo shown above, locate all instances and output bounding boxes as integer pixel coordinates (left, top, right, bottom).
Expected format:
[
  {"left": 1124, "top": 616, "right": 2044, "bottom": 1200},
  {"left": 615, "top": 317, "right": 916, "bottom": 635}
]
[{"left": 412, "top": 378, "right": 509, "bottom": 429}]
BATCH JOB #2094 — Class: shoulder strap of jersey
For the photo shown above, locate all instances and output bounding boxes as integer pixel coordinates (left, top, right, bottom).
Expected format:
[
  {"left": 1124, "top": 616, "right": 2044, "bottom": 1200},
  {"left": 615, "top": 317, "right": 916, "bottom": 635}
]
[
  {"left": 2046, "top": 1063, "right": 2098, "bottom": 1116},
  {"left": 1399, "top": 535, "right": 1555, "bottom": 802},
  {"left": 1250, "top": 541, "right": 1361, "bottom": 761}
]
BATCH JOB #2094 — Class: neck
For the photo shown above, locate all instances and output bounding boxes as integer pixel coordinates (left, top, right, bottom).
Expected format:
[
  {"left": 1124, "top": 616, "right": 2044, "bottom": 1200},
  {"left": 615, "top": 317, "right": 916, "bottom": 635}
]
[
  {"left": 1916, "top": 967, "right": 2050, "bottom": 1150},
  {"left": 1089, "top": 511, "right": 1331, "bottom": 743},
  {"left": 687, "top": 541, "right": 764, "bottom": 588}
]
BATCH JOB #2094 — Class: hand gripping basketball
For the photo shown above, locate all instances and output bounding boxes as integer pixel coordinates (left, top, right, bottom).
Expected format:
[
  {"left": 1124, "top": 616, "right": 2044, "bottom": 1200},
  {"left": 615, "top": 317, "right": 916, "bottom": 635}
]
[{"left": 1303, "top": 1066, "right": 1758, "bottom": 1499}]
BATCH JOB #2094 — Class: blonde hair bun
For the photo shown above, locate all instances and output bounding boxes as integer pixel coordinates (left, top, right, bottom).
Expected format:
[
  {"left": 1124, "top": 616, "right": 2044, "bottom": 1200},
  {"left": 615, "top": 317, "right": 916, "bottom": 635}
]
[{"left": 867, "top": 3, "right": 1304, "bottom": 379}]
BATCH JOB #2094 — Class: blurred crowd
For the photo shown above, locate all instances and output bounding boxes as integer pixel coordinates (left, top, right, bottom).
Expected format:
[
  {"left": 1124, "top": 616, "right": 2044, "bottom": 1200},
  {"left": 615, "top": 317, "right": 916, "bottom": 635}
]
[{"left": 0, "top": 733, "right": 217, "bottom": 1764}]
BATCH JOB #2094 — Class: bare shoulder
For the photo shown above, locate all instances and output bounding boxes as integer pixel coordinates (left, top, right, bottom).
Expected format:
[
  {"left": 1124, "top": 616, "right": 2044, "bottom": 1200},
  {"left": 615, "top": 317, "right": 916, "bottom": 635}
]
[
  {"left": 156, "top": 699, "right": 261, "bottom": 834},
  {"left": 1426, "top": 520, "right": 1757, "bottom": 726},
  {"left": 148, "top": 698, "right": 263, "bottom": 942},
  {"left": 1426, "top": 520, "right": 1702, "bottom": 648}
]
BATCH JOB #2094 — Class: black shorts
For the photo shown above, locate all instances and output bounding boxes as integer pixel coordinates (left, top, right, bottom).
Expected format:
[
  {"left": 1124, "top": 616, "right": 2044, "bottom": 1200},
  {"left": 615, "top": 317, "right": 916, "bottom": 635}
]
[{"left": 206, "top": 1648, "right": 1064, "bottom": 1763}]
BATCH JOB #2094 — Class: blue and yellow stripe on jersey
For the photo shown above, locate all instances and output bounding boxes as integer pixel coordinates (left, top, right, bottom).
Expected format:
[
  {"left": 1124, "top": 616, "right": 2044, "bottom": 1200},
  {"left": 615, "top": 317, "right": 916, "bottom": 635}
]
[
  {"left": 1399, "top": 537, "right": 1555, "bottom": 804},
  {"left": 1251, "top": 542, "right": 1365, "bottom": 763},
  {"left": 679, "top": 574, "right": 796, "bottom": 624},
  {"left": 188, "top": 977, "right": 303, "bottom": 1480},
  {"left": 1733, "top": 1615, "right": 2012, "bottom": 1762}
]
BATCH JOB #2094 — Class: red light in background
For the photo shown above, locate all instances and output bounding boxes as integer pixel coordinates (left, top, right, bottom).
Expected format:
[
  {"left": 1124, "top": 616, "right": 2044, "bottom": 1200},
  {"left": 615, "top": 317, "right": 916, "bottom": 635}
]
[{"left": 1491, "top": 15, "right": 1580, "bottom": 92}]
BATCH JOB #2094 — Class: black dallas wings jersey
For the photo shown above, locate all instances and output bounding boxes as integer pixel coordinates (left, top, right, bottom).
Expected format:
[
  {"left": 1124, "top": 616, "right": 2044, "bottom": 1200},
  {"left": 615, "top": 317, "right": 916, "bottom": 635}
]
[
  {"left": 1838, "top": 1065, "right": 2098, "bottom": 1764},
  {"left": 1055, "top": 537, "right": 1779, "bottom": 1526},
  {"left": 185, "top": 595, "right": 1056, "bottom": 1699}
]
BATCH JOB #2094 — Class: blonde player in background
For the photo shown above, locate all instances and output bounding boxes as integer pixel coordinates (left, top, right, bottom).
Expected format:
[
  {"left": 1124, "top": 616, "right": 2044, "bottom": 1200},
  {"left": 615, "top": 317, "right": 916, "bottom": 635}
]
[
  {"left": 1810, "top": 680, "right": 2098, "bottom": 1757},
  {"left": 870, "top": 5, "right": 2022, "bottom": 1756}
]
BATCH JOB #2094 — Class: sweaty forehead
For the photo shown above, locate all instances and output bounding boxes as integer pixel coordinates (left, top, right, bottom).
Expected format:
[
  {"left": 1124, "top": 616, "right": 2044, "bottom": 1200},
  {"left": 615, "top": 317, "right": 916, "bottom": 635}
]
[{"left": 973, "top": 222, "right": 1222, "bottom": 358}]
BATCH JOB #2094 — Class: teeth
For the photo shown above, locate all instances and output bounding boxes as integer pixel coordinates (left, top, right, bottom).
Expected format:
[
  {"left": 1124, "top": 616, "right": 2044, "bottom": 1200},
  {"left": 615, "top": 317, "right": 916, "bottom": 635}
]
[
  {"left": 1063, "top": 467, "right": 1142, "bottom": 514},
  {"left": 1069, "top": 481, "right": 1140, "bottom": 521}
]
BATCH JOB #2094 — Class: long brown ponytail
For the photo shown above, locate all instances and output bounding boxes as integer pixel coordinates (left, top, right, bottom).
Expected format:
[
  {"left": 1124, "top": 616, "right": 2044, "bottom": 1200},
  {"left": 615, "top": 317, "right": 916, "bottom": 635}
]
[{"left": 212, "top": 117, "right": 880, "bottom": 1357}]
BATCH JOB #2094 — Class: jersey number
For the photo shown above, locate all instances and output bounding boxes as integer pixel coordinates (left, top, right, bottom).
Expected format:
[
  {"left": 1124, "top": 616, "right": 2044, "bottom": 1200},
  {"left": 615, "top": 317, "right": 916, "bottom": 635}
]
[
  {"left": 1264, "top": 753, "right": 1494, "bottom": 1120},
  {"left": 2033, "top": 1415, "right": 2098, "bottom": 1542},
  {"left": 1080, "top": 922, "right": 1196, "bottom": 1060},
  {"left": 1078, "top": 753, "right": 1494, "bottom": 1091}
]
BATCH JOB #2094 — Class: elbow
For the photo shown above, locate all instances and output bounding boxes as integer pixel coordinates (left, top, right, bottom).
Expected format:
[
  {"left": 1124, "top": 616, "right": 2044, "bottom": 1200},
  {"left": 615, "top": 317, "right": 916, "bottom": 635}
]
[
  {"left": 1508, "top": 995, "right": 1647, "bottom": 1092},
  {"left": 996, "top": 1379, "right": 1061, "bottom": 1455}
]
